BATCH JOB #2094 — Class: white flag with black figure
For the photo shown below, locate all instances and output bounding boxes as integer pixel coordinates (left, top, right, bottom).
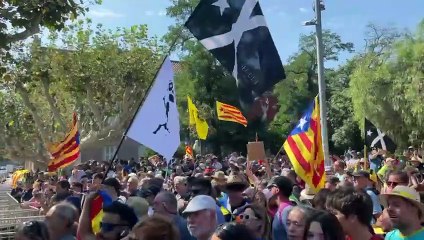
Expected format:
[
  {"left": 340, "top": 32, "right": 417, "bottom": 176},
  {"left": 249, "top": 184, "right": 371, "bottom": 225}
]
[
  {"left": 185, "top": 0, "right": 286, "bottom": 109},
  {"left": 127, "top": 57, "right": 180, "bottom": 162},
  {"left": 365, "top": 118, "right": 397, "bottom": 153}
]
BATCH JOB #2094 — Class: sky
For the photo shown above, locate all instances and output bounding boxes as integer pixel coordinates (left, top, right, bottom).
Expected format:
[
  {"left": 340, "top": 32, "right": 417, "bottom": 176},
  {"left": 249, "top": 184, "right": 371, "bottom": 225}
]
[{"left": 84, "top": 0, "right": 424, "bottom": 67}]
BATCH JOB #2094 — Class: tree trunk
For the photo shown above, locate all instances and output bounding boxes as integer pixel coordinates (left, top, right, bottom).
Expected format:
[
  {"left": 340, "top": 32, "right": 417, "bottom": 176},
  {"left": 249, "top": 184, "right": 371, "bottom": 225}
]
[
  {"left": 86, "top": 86, "right": 103, "bottom": 128},
  {"left": 41, "top": 77, "right": 66, "bottom": 131},
  {"left": 15, "top": 82, "right": 50, "bottom": 145}
]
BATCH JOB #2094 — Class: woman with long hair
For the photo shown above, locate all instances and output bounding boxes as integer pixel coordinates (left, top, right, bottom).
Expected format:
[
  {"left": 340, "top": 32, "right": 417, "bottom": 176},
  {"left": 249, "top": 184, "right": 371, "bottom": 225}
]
[
  {"left": 303, "top": 210, "right": 345, "bottom": 240},
  {"left": 236, "top": 204, "right": 269, "bottom": 240}
]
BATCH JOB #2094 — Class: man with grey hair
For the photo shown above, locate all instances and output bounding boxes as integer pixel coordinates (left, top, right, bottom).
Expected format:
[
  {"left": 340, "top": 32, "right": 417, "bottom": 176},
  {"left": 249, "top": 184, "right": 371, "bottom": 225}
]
[
  {"left": 154, "top": 191, "right": 195, "bottom": 240},
  {"left": 173, "top": 176, "right": 189, "bottom": 212},
  {"left": 45, "top": 202, "right": 78, "bottom": 240},
  {"left": 183, "top": 195, "right": 217, "bottom": 240}
]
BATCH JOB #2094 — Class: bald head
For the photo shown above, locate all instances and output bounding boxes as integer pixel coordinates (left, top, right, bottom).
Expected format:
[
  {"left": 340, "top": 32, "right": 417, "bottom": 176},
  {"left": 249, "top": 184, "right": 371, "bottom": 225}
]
[{"left": 155, "top": 191, "right": 178, "bottom": 212}]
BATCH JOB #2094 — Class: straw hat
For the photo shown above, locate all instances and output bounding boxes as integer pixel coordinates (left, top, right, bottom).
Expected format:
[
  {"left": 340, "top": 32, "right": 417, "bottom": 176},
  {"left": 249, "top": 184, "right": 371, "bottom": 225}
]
[
  {"left": 225, "top": 174, "right": 248, "bottom": 190},
  {"left": 300, "top": 187, "right": 316, "bottom": 201},
  {"left": 212, "top": 171, "right": 227, "bottom": 182},
  {"left": 380, "top": 185, "right": 424, "bottom": 220}
]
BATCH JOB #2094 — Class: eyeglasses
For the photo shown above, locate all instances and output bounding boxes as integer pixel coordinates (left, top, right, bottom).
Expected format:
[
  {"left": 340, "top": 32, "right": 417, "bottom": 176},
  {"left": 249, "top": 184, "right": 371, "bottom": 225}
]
[{"left": 100, "top": 222, "right": 129, "bottom": 232}]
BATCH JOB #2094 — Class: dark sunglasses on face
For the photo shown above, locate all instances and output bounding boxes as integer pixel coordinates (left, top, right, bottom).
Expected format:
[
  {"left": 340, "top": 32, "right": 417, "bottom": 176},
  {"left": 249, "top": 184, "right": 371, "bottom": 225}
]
[
  {"left": 238, "top": 214, "right": 259, "bottom": 220},
  {"left": 387, "top": 181, "right": 403, "bottom": 187},
  {"left": 100, "top": 222, "right": 129, "bottom": 233}
]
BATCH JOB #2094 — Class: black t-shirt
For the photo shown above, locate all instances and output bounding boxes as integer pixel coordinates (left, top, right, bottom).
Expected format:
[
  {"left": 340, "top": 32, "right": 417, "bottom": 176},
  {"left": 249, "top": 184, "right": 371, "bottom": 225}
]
[{"left": 21, "top": 188, "right": 33, "bottom": 202}]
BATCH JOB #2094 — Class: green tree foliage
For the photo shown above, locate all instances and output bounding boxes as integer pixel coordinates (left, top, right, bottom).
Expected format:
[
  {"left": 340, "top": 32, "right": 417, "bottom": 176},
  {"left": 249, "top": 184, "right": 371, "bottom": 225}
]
[
  {"left": 350, "top": 22, "right": 424, "bottom": 148},
  {"left": 0, "top": 0, "right": 101, "bottom": 63},
  {"left": 270, "top": 31, "right": 355, "bottom": 151},
  {"left": 0, "top": 20, "right": 163, "bottom": 162}
]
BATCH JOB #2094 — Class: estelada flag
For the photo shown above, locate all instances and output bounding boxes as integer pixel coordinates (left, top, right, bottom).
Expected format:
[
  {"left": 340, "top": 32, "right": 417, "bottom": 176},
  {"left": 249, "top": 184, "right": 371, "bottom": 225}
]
[
  {"left": 47, "top": 112, "right": 80, "bottom": 172},
  {"left": 283, "top": 96, "right": 325, "bottom": 191},
  {"left": 216, "top": 101, "right": 248, "bottom": 127}
]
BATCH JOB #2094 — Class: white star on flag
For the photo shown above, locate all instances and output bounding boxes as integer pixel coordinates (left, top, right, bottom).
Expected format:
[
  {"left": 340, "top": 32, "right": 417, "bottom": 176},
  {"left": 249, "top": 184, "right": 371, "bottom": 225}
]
[
  {"left": 200, "top": 0, "right": 267, "bottom": 86},
  {"left": 367, "top": 130, "right": 372, "bottom": 136},
  {"left": 212, "top": 0, "right": 230, "bottom": 16},
  {"left": 297, "top": 117, "right": 307, "bottom": 130}
]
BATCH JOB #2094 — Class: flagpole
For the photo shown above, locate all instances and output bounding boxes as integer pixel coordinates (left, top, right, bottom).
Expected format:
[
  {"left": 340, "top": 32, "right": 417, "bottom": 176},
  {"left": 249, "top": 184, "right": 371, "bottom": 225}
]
[
  {"left": 312, "top": 0, "right": 331, "bottom": 167},
  {"left": 102, "top": 37, "right": 181, "bottom": 182}
]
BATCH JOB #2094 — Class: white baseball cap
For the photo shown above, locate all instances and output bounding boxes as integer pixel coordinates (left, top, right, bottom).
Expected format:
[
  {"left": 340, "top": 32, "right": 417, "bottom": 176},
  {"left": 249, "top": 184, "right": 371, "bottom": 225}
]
[{"left": 183, "top": 195, "right": 216, "bottom": 215}]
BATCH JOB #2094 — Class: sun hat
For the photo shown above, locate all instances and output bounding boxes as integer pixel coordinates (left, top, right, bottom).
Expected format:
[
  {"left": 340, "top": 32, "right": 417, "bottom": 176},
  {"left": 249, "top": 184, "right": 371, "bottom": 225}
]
[
  {"left": 300, "top": 186, "right": 316, "bottom": 201},
  {"left": 380, "top": 185, "right": 424, "bottom": 220},
  {"left": 212, "top": 171, "right": 227, "bottom": 182}
]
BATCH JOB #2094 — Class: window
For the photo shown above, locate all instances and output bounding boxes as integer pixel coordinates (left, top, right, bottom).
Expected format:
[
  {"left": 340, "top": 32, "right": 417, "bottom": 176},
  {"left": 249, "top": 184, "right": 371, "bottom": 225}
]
[{"left": 104, "top": 146, "right": 117, "bottom": 161}]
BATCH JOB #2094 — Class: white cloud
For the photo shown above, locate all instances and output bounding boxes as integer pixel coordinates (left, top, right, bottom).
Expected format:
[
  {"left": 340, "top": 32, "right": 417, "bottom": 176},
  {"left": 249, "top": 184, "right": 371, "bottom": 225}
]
[
  {"left": 89, "top": 9, "right": 124, "bottom": 18},
  {"left": 158, "top": 10, "right": 167, "bottom": 16},
  {"left": 299, "top": 7, "right": 308, "bottom": 13}
]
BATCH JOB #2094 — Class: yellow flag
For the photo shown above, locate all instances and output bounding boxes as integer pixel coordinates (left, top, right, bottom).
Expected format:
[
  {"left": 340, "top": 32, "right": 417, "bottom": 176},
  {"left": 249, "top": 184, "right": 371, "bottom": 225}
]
[{"left": 187, "top": 96, "right": 209, "bottom": 140}]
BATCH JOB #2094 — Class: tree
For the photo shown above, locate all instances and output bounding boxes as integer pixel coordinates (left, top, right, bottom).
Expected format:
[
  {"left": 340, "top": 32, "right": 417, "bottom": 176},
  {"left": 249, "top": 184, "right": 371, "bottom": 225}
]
[
  {"left": 270, "top": 30, "right": 354, "bottom": 151},
  {"left": 0, "top": 0, "right": 101, "bottom": 64},
  {"left": 0, "top": 20, "right": 164, "bottom": 163},
  {"left": 350, "top": 21, "right": 424, "bottom": 148}
]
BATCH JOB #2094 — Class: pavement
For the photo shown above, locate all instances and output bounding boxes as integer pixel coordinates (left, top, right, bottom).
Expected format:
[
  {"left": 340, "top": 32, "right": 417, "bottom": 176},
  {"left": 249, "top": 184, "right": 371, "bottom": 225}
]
[{"left": 0, "top": 177, "right": 12, "bottom": 191}]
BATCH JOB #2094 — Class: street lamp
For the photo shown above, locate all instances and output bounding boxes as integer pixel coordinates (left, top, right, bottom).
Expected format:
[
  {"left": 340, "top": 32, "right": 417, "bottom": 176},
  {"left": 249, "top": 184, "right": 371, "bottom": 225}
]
[{"left": 303, "top": 0, "right": 331, "bottom": 168}]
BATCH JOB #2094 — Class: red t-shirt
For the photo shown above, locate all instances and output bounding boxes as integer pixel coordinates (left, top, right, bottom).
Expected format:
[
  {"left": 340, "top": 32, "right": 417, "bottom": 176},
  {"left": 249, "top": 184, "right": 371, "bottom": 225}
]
[{"left": 346, "top": 235, "right": 383, "bottom": 240}]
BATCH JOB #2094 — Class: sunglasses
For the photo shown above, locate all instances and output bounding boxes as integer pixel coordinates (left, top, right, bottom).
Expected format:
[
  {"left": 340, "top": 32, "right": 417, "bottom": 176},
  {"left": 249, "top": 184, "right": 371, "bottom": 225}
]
[
  {"left": 100, "top": 222, "right": 129, "bottom": 232},
  {"left": 238, "top": 214, "right": 259, "bottom": 220},
  {"left": 386, "top": 181, "right": 404, "bottom": 187}
]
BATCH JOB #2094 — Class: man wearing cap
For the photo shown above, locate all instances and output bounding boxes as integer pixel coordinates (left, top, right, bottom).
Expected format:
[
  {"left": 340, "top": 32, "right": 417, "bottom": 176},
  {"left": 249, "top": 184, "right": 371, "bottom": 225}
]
[
  {"left": 184, "top": 195, "right": 217, "bottom": 240},
  {"left": 353, "top": 170, "right": 382, "bottom": 221},
  {"left": 382, "top": 186, "right": 424, "bottom": 240},
  {"left": 268, "top": 176, "right": 294, "bottom": 240}
]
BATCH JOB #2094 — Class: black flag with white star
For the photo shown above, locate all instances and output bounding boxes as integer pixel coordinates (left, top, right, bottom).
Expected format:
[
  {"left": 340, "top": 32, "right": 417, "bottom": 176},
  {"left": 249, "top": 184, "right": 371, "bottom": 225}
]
[
  {"left": 365, "top": 118, "right": 397, "bottom": 153},
  {"left": 185, "top": 0, "right": 285, "bottom": 109}
]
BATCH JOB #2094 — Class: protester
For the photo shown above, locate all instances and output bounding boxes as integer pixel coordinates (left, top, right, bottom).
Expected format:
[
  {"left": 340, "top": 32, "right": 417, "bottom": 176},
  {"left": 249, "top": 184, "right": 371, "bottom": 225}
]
[
  {"left": 15, "top": 220, "right": 50, "bottom": 240},
  {"left": 183, "top": 195, "right": 218, "bottom": 240},
  {"left": 153, "top": 191, "right": 195, "bottom": 240},
  {"left": 286, "top": 206, "right": 316, "bottom": 240},
  {"left": 211, "top": 222, "right": 256, "bottom": 240},
  {"left": 129, "top": 215, "right": 180, "bottom": 240},
  {"left": 236, "top": 204, "right": 268, "bottom": 240},
  {"left": 304, "top": 210, "right": 345, "bottom": 240},
  {"left": 381, "top": 186, "right": 424, "bottom": 239},
  {"left": 268, "top": 176, "right": 294, "bottom": 240},
  {"left": 45, "top": 202, "right": 78, "bottom": 240},
  {"left": 326, "top": 187, "right": 383, "bottom": 240}
]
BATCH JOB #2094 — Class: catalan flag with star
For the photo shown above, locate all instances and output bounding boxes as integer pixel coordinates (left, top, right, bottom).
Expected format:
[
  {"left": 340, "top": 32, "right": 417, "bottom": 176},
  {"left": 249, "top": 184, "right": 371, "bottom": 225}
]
[
  {"left": 47, "top": 112, "right": 80, "bottom": 172},
  {"left": 283, "top": 96, "right": 325, "bottom": 191},
  {"left": 216, "top": 101, "right": 248, "bottom": 127}
]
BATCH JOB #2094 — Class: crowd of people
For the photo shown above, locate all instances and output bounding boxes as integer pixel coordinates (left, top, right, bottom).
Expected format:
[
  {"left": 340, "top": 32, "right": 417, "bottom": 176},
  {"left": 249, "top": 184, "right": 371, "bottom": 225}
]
[{"left": 8, "top": 145, "right": 424, "bottom": 240}]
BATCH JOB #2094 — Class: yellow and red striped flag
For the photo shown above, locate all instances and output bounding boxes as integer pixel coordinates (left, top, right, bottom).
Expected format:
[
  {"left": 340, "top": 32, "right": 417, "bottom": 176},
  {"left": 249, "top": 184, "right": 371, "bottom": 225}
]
[
  {"left": 283, "top": 96, "right": 325, "bottom": 192},
  {"left": 185, "top": 145, "right": 194, "bottom": 159},
  {"left": 216, "top": 101, "right": 248, "bottom": 127},
  {"left": 47, "top": 112, "right": 80, "bottom": 172}
]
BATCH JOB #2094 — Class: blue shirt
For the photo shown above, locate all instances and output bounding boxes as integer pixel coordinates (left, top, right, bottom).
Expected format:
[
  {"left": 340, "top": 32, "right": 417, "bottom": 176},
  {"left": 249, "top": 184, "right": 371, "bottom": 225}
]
[
  {"left": 272, "top": 202, "right": 293, "bottom": 240},
  {"left": 215, "top": 204, "right": 226, "bottom": 224},
  {"left": 365, "top": 188, "right": 382, "bottom": 224},
  {"left": 385, "top": 228, "right": 424, "bottom": 240}
]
